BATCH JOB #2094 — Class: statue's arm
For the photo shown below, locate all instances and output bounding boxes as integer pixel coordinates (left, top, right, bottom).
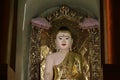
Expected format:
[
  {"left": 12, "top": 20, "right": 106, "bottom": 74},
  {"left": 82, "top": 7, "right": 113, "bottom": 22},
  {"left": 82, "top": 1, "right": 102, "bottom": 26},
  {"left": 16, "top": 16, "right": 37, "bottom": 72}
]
[
  {"left": 44, "top": 55, "right": 53, "bottom": 80},
  {"left": 76, "top": 54, "right": 84, "bottom": 80},
  {"left": 79, "top": 54, "right": 85, "bottom": 80}
]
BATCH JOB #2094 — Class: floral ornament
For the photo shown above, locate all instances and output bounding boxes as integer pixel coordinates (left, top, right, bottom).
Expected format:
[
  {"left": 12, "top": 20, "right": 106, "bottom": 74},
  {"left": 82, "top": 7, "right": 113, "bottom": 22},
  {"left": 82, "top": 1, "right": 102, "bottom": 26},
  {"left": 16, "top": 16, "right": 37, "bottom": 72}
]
[
  {"left": 79, "top": 17, "right": 99, "bottom": 29},
  {"left": 31, "top": 17, "right": 52, "bottom": 30}
]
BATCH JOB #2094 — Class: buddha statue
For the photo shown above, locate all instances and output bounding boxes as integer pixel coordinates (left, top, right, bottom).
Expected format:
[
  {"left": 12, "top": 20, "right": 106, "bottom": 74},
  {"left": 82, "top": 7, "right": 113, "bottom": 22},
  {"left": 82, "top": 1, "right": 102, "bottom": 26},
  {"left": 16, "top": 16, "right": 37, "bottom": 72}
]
[{"left": 44, "top": 26, "right": 83, "bottom": 80}]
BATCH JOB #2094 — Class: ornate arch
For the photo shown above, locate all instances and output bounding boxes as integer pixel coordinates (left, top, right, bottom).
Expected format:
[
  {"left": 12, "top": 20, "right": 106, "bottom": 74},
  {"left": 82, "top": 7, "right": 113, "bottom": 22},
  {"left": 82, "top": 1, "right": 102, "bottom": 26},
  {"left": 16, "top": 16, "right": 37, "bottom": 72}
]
[{"left": 29, "top": 5, "right": 102, "bottom": 80}]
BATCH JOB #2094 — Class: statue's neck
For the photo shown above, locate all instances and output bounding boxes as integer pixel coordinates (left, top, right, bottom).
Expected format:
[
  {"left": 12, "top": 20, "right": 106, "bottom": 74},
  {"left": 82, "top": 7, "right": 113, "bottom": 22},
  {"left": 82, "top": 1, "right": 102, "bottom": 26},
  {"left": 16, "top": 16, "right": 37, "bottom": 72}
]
[{"left": 59, "top": 49, "right": 69, "bottom": 54}]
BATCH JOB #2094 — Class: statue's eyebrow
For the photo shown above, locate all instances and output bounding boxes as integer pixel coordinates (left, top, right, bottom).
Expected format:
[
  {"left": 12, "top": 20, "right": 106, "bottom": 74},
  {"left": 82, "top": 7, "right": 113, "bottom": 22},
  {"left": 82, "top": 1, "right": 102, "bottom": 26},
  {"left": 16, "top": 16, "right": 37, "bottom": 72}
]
[{"left": 59, "top": 36, "right": 70, "bottom": 38}]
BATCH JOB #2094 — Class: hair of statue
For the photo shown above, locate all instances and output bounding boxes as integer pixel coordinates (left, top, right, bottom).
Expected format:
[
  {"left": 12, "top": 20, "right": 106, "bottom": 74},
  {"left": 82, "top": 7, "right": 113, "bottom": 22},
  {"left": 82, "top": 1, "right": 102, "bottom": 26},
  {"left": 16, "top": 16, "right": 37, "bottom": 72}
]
[{"left": 55, "top": 26, "right": 73, "bottom": 39}]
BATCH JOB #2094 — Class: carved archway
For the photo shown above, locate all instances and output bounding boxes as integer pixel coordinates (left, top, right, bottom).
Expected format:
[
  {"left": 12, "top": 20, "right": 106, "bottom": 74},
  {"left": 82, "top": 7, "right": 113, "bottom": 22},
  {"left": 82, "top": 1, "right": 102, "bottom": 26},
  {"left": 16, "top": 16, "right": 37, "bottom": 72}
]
[{"left": 29, "top": 5, "right": 102, "bottom": 80}]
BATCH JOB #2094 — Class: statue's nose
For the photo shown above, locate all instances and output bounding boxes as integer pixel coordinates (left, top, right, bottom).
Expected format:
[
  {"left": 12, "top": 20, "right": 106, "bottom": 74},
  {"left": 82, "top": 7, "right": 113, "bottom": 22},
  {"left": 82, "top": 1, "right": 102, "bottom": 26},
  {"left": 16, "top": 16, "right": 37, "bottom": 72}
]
[{"left": 62, "top": 39, "right": 66, "bottom": 43}]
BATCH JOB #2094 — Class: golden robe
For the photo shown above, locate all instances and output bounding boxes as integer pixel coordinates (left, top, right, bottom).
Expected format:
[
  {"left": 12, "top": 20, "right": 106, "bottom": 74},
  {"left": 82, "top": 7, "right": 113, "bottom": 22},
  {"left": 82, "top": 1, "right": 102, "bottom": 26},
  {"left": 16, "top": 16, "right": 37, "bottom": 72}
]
[{"left": 53, "top": 52, "right": 83, "bottom": 80}]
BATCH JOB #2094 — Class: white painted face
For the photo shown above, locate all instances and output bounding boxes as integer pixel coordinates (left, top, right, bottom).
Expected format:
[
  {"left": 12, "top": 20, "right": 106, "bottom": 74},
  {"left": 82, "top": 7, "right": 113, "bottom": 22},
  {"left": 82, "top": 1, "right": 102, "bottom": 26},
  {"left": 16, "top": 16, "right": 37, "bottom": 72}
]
[{"left": 55, "top": 31, "right": 73, "bottom": 50}]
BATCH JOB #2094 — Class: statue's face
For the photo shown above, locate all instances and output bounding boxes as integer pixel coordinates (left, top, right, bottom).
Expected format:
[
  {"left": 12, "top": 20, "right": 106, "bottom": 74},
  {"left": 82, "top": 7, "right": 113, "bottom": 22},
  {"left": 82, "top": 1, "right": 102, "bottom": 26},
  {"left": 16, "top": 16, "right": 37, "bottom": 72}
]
[{"left": 55, "top": 31, "right": 73, "bottom": 50}]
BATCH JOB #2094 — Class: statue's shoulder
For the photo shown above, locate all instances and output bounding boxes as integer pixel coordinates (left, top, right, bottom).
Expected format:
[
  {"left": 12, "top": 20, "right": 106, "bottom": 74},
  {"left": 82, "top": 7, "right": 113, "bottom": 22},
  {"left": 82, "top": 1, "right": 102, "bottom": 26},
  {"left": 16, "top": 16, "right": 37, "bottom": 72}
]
[
  {"left": 70, "top": 51, "right": 81, "bottom": 55},
  {"left": 70, "top": 51, "right": 82, "bottom": 58},
  {"left": 47, "top": 52, "right": 59, "bottom": 59}
]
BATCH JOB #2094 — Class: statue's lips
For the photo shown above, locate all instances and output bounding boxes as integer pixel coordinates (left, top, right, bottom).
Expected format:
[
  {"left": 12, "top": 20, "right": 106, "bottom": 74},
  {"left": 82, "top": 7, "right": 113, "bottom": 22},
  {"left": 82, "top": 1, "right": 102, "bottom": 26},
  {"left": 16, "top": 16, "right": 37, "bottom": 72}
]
[{"left": 61, "top": 44, "right": 66, "bottom": 46}]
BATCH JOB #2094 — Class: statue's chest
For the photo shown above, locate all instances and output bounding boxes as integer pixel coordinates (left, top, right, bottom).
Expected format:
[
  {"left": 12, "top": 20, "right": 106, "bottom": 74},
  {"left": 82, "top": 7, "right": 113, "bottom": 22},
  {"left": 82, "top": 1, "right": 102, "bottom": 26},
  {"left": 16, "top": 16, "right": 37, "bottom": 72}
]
[{"left": 54, "top": 54, "right": 67, "bottom": 66}]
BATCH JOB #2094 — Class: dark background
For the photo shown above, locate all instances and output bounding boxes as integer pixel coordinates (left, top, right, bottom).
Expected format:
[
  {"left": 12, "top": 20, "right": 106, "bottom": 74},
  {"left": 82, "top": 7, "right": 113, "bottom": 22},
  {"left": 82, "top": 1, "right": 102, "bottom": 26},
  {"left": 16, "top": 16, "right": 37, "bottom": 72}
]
[{"left": 0, "top": 0, "right": 120, "bottom": 80}]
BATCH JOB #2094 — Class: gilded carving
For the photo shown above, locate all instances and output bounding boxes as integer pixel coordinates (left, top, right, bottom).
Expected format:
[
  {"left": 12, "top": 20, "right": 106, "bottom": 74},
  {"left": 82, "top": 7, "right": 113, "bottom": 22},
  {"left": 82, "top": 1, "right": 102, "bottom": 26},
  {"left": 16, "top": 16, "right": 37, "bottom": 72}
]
[{"left": 29, "top": 5, "right": 102, "bottom": 80}]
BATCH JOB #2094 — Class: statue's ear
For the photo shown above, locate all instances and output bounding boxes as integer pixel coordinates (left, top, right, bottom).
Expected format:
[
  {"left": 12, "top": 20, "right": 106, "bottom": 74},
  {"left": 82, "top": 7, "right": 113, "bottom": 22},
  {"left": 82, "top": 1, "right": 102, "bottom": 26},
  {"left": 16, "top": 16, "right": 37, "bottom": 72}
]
[
  {"left": 55, "top": 39, "right": 57, "bottom": 45},
  {"left": 71, "top": 38, "right": 73, "bottom": 46}
]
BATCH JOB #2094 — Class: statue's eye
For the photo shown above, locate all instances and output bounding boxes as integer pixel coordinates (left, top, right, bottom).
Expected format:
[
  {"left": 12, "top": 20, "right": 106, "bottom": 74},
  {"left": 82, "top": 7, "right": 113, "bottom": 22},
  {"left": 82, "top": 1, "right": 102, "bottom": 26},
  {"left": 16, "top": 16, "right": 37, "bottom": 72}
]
[
  {"left": 59, "top": 37, "right": 62, "bottom": 40},
  {"left": 66, "top": 37, "right": 69, "bottom": 40},
  {"left": 66, "top": 36, "right": 69, "bottom": 40}
]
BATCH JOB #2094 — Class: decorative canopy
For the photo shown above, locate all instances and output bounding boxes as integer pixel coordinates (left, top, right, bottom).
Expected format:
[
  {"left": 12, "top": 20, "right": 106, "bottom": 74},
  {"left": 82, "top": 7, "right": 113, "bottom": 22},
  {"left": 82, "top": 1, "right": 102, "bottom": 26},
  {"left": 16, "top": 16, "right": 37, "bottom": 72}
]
[
  {"left": 31, "top": 17, "right": 51, "bottom": 30},
  {"left": 80, "top": 17, "right": 99, "bottom": 29}
]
